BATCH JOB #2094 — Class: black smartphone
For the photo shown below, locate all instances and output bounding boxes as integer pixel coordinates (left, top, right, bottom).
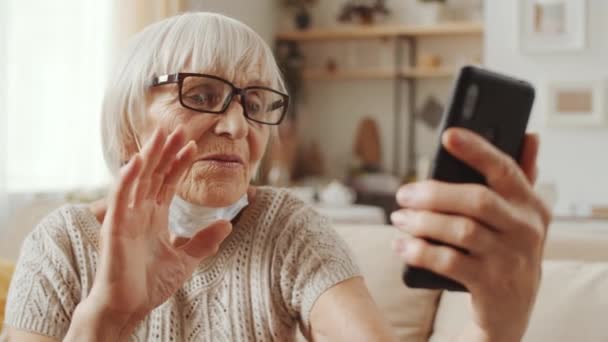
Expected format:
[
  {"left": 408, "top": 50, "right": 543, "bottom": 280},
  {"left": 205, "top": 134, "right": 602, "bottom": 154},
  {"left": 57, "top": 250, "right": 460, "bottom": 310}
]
[{"left": 402, "top": 65, "right": 535, "bottom": 292}]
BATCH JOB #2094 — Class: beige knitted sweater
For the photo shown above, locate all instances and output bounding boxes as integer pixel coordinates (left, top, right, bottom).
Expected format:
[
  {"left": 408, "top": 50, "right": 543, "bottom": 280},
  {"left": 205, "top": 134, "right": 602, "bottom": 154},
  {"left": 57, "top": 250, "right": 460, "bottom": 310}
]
[{"left": 4, "top": 187, "right": 360, "bottom": 341}]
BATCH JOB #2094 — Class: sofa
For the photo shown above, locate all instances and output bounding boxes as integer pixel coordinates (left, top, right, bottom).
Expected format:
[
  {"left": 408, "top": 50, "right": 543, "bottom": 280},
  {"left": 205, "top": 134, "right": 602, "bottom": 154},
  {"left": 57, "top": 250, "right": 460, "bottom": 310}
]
[{"left": 2, "top": 199, "right": 608, "bottom": 341}]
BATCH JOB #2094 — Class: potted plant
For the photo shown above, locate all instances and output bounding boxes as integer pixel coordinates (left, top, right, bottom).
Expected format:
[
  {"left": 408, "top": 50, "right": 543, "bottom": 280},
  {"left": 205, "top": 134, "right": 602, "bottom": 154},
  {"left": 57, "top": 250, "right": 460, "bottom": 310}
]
[
  {"left": 282, "top": 0, "right": 317, "bottom": 30},
  {"left": 417, "top": 0, "right": 447, "bottom": 25},
  {"left": 337, "top": 0, "right": 390, "bottom": 26}
]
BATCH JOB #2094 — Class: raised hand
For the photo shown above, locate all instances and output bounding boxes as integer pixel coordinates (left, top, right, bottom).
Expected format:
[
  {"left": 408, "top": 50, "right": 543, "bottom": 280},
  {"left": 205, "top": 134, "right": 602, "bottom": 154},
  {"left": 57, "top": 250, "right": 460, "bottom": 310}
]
[{"left": 78, "top": 126, "right": 233, "bottom": 336}]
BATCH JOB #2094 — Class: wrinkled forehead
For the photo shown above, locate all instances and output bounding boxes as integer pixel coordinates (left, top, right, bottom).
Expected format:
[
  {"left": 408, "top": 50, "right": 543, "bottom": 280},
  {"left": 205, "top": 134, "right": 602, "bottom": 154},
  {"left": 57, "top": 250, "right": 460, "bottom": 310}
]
[
  {"left": 162, "top": 43, "right": 277, "bottom": 89},
  {"left": 187, "top": 63, "right": 270, "bottom": 88}
]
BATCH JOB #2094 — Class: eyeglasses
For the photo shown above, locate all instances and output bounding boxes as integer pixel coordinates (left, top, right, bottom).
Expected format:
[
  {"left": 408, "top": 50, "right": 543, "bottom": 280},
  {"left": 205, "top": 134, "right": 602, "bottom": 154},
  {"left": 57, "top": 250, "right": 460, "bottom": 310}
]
[{"left": 150, "top": 73, "right": 289, "bottom": 125}]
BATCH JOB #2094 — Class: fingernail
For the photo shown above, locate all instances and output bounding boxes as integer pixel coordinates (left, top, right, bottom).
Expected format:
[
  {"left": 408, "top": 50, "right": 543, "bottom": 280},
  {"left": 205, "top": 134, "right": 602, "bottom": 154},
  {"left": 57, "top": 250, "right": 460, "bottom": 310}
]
[
  {"left": 177, "top": 141, "right": 196, "bottom": 160},
  {"left": 390, "top": 211, "right": 410, "bottom": 225},
  {"left": 450, "top": 129, "right": 467, "bottom": 146},
  {"left": 392, "top": 239, "right": 407, "bottom": 253},
  {"left": 397, "top": 186, "right": 416, "bottom": 203}
]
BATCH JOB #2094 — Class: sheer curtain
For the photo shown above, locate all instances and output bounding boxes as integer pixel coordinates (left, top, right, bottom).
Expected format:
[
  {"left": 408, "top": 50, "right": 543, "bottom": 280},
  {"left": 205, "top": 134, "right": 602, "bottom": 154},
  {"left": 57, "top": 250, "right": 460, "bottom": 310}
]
[
  {"left": 1, "top": 0, "right": 7, "bottom": 229},
  {"left": 5, "top": 0, "right": 112, "bottom": 192},
  {"left": 0, "top": 0, "right": 184, "bottom": 236}
]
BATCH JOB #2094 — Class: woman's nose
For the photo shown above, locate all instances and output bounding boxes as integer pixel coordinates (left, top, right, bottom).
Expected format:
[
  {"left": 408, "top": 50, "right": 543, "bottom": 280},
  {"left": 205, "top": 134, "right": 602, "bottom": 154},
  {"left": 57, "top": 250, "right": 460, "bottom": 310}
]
[{"left": 213, "top": 97, "right": 248, "bottom": 139}]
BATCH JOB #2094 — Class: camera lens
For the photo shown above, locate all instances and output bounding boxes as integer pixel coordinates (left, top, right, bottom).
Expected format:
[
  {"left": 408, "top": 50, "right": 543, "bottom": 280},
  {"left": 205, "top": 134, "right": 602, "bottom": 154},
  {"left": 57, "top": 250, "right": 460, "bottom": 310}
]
[{"left": 462, "top": 84, "right": 479, "bottom": 120}]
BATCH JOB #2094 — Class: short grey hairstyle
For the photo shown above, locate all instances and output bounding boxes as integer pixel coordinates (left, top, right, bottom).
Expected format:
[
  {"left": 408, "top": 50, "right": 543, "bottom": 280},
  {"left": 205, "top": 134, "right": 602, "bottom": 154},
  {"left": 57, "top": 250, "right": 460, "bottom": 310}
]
[{"left": 101, "top": 12, "right": 286, "bottom": 176}]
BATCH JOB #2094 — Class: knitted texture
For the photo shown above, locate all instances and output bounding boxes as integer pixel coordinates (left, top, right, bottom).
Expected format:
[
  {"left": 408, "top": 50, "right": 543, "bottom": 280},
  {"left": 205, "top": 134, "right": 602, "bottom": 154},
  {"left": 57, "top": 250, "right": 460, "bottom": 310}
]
[{"left": 4, "top": 187, "right": 360, "bottom": 341}]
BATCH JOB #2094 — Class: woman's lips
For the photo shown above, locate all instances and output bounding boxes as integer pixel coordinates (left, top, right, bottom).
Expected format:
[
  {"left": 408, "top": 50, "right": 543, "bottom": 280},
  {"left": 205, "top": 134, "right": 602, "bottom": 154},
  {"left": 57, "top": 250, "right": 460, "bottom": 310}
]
[{"left": 197, "top": 154, "right": 244, "bottom": 169}]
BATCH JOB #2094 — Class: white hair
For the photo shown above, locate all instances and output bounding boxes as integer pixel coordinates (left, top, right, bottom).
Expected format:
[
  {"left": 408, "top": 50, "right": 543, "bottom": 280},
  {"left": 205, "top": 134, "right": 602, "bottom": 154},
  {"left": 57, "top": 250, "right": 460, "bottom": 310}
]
[{"left": 101, "top": 12, "right": 286, "bottom": 176}]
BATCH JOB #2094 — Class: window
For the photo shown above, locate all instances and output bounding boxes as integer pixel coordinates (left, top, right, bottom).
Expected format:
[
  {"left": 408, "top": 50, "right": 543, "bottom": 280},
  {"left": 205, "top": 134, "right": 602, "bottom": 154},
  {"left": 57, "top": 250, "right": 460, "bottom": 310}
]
[{"left": 4, "top": 0, "right": 112, "bottom": 192}]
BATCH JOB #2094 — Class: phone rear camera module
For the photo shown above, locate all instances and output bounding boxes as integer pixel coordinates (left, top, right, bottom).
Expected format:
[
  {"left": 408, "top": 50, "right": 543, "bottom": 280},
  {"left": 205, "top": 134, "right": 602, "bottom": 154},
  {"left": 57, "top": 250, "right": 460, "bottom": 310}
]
[{"left": 462, "top": 84, "right": 479, "bottom": 121}]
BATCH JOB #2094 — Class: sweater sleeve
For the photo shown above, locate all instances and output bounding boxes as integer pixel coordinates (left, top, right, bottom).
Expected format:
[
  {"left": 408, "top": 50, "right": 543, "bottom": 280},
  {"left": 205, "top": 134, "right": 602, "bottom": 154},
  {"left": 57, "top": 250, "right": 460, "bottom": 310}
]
[
  {"left": 272, "top": 200, "right": 361, "bottom": 337},
  {"left": 4, "top": 209, "right": 81, "bottom": 340}
]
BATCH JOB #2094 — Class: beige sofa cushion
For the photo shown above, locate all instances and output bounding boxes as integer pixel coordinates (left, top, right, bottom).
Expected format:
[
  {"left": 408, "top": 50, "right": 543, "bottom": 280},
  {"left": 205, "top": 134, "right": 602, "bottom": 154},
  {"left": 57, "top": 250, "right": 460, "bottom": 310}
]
[
  {"left": 543, "top": 228, "right": 608, "bottom": 262},
  {"left": 430, "top": 260, "right": 608, "bottom": 341},
  {"left": 334, "top": 225, "right": 441, "bottom": 342}
]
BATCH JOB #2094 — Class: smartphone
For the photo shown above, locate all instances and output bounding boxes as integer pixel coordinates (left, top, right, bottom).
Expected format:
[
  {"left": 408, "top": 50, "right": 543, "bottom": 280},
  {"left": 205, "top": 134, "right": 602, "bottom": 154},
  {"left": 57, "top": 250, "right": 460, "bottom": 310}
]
[{"left": 402, "top": 65, "right": 535, "bottom": 292}]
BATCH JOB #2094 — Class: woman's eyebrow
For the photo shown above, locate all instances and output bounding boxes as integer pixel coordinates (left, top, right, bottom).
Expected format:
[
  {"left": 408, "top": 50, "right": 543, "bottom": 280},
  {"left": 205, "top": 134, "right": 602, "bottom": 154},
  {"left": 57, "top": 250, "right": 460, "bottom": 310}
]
[{"left": 245, "top": 79, "right": 270, "bottom": 87}]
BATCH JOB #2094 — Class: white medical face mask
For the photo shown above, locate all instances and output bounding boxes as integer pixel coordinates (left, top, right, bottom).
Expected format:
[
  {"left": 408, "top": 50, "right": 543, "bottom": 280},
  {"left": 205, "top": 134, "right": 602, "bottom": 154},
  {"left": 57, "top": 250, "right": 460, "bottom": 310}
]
[{"left": 168, "top": 194, "right": 249, "bottom": 238}]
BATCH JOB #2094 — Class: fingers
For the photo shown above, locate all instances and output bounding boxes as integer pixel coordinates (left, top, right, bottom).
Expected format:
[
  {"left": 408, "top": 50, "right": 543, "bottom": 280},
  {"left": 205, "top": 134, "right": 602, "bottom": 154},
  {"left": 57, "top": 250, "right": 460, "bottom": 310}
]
[
  {"left": 112, "top": 154, "right": 143, "bottom": 214},
  {"left": 391, "top": 209, "right": 496, "bottom": 256},
  {"left": 178, "top": 220, "right": 233, "bottom": 259},
  {"left": 156, "top": 140, "right": 198, "bottom": 204},
  {"left": 392, "top": 237, "right": 479, "bottom": 287},
  {"left": 396, "top": 180, "right": 519, "bottom": 234},
  {"left": 133, "top": 127, "right": 166, "bottom": 205},
  {"left": 121, "top": 124, "right": 194, "bottom": 207},
  {"left": 441, "top": 128, "right": 532, "bottom": 199},
  {"left": 147, "top": 126, "right": 187, "bottom": 200},
  {"left": 518, "top": 133, "right": 540, "bottom": 185}
]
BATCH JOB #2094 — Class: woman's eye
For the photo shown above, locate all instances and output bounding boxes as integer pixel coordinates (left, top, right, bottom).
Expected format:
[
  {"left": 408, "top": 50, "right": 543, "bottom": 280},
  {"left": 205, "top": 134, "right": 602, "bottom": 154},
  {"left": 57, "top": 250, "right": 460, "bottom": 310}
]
[
  {"left": 246, "top": 101, "right": 261, "bottom": 113},
  {"left": 186, "top": 91, "right": 221, "bottom": 106}
]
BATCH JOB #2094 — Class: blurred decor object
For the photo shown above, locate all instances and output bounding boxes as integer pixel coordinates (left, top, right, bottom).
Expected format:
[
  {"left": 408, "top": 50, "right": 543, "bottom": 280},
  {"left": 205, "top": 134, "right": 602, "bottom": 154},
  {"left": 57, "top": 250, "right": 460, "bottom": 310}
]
[
  {"left": 275, "top": 42, "right": 304, "bottom": 112},
  {"left": 520, "top": 0, "right": 586, "bottom": 53},
  {"left": 338, "top": 0, "right": 390, "bottom": 25},
  {"left": 416, "top": 156, "right": 431, "bottom": 181},
  {"left": 416, "top": 0, "right": 447, "bottom": 25},
  {"left": 545, "top": 80, "right": 606, "bottom": 127},
  {"left": 536, "top": 182, "right": 558, "bottom": 211},
  {"left": 592, "top": 206, "right": 608, "bottom": 220},
  {"left": 314, "top": 203, "right": 386, "bottom": 225},
  {"left": 319, "top": 180, "right": 356, "bottom": 207},
  {"left": 437, "top": 0, "right": 483, "bottom": 22},
  {"left": 417, "top": 95, "right": 444, "bottom": 129},
  {"left": 562, "top": 203, "right": 608, "bottom": 220},
  {"left": 0, "top": 258, "right": 15, "bottom": 331},
  {"left": 354, "top": 117, "right": 383, "bottom": 172},
  {"left": 293, "top": 141, "right": 325, "bottom": 180},
  {"left": 288, "top": 186, "right": 316, "bottom": 204},
  {"left": 417, "top": 52, "right": 442, "bottom": 69},
  {"left": 282, "top": 0, "right": 318, "bottom": 30},
  {"left": 326, "top": 58, "right": 338, "bottom": 73},
  {"left": 350, "top": 172, "right": 401, "bottom": 194}
]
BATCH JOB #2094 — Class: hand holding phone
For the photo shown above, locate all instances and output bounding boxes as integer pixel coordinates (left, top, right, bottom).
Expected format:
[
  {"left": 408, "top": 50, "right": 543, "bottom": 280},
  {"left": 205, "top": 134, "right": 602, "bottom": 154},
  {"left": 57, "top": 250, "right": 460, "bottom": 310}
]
[{"left": 400, "top": 66, "right": 535, "bottom": 292}]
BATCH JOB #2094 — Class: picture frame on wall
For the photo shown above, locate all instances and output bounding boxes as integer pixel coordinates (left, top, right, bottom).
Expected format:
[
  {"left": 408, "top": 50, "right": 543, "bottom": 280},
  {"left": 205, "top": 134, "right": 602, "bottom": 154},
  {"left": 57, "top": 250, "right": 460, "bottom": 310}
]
[
  {"left": 520, "top": 0, "right": 587, "bottom": 53},
  {"left": 546, "top": 80, "right": 607, "bottom": 127}
]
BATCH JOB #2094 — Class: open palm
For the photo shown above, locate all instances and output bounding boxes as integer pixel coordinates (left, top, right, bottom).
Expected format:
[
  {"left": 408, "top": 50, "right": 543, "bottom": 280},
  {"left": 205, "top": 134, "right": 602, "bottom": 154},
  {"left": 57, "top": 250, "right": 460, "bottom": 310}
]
[{"left": 89, "top": 126, "right": 232, "bottom": 325}]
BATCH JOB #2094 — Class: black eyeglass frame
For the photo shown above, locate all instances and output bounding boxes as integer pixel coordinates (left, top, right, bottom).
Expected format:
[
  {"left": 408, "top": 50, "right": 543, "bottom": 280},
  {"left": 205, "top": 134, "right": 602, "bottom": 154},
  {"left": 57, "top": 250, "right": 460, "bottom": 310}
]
[{"left": 150, "top": 73, "right": 289, "bottom": 125}]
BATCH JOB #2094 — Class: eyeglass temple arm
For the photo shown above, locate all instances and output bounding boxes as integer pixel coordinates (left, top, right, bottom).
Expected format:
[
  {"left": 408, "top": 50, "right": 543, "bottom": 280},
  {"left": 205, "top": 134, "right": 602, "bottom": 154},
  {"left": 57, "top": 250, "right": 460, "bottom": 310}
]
[
  {"left": 151, "top": 74, "right": 180, "bottom": 87},
  {"left": 267, "top": 99, "right": 287, "bottom": 112}
]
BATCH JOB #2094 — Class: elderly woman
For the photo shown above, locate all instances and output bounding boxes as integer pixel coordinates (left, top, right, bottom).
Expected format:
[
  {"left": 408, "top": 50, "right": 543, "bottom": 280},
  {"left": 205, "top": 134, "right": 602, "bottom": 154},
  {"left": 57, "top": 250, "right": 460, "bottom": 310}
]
[{"left": 4, "top": 12, "right": 550, "bottom": 342}]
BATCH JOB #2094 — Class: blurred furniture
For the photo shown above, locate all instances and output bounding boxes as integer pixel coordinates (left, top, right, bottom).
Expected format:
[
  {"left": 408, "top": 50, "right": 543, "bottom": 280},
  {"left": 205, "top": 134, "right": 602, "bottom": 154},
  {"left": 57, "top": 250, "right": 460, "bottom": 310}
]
[
  {"left": 276, "top": 22, "right": 483, "bottom": 176},
  {"left": 330, "top": 223, "right": 608, "bottom": 341},
  {"left": 355, "top": 189, "right": 400, "bottom": 223},
  {"left": 4, "top": 198, "right": 608, "bottom": 341},
  {"left": 314, "top": 203, "right": 386, "bottom": 225},
  {"left": 0, "top": 259, "right": 15, "bottom": 332},
  {"left": 354, "top": 117, "right": 383, "bottom": 172}
]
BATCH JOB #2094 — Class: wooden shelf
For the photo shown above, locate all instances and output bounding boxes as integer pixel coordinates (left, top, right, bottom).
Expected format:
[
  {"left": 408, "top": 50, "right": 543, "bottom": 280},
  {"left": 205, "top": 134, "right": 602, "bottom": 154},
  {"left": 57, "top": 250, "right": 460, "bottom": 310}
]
[
  {"left": 276, "top": 22, "right": 483, "bottom": 41},
  {"left": 302, "top": 67, "right": 456, "bottom": 80},
  {"left": 401, "top": 67, "right": 455, "bottom": 78}
]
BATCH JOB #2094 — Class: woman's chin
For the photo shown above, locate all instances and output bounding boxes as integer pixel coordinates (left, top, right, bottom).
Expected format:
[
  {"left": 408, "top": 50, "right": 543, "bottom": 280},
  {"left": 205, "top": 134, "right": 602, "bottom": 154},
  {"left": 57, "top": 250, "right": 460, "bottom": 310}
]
[{"left": 178, "top": 169, "right": 248, "bottom": 207}]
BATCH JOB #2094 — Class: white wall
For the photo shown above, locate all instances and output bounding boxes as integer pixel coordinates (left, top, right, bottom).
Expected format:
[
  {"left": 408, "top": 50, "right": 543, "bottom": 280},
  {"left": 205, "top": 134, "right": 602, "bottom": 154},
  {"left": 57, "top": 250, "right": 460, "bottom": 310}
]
[
  {"left": 485, "top": 0, "right": 608, "bottom": 213},
  {"left": 292, "top": 0, "right": 483, "bottom": 178},
  {"left": 187, "top": 0, "right": 278, "bottom": 44}
]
